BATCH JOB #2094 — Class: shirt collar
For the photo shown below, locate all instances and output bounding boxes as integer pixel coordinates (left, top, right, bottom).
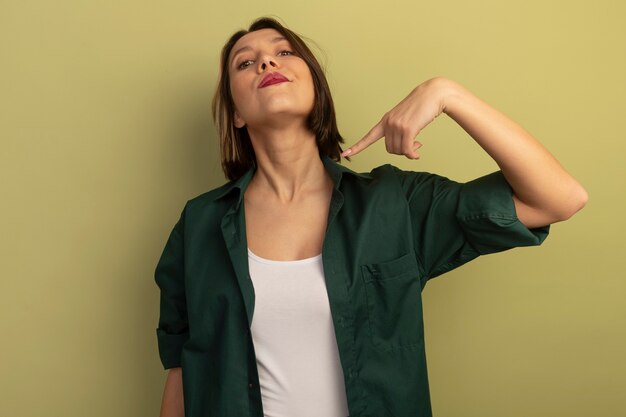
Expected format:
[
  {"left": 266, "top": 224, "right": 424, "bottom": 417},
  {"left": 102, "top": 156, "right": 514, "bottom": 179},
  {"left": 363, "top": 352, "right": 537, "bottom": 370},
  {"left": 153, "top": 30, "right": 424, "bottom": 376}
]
[{"left": 212, "top": 152, "right": 371, "bottom": 205}]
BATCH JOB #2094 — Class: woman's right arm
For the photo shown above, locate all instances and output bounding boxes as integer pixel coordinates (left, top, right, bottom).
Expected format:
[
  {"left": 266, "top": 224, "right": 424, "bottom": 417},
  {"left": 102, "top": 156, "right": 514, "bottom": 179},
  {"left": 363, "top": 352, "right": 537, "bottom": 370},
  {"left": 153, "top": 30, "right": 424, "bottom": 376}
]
[
  {"left": 159, "top": 367, "right": 184, "bottom": 417},
  {"left": 155, "top": 205, "right": 188, "bottom": 416}
]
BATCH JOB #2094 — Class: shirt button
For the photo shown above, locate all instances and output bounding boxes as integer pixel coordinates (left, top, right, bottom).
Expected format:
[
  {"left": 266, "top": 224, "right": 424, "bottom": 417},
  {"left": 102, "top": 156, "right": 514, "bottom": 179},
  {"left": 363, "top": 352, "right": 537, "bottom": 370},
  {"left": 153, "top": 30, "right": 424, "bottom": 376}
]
[{"left": 249, "top": 382, "right": 254, "bottom": 389}]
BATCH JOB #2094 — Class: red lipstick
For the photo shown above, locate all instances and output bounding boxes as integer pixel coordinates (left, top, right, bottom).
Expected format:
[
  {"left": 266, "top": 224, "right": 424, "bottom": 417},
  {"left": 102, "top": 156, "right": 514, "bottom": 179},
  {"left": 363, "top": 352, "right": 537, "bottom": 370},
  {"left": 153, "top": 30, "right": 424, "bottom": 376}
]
[{"left": 259, "top": 72, "right": 289, "bottom": 88}]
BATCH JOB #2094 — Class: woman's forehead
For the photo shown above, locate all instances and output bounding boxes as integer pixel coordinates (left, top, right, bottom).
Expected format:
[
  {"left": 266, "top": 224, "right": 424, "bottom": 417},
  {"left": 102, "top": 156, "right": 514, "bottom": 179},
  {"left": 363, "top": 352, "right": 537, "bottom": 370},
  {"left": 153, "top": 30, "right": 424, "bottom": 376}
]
[
  {"left": 237, "top": 28, "right": 282, "bottom": 45},
  {"left": 230, "top": 28, "right": 288, "bottom": 58}
]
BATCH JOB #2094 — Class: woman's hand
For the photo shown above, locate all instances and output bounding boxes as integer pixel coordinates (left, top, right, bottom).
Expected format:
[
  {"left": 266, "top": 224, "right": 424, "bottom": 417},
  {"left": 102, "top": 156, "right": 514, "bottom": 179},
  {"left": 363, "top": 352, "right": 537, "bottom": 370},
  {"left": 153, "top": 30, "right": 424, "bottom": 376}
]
[{"left": 341, "top": 77, "right": 449, "bottom": 159}]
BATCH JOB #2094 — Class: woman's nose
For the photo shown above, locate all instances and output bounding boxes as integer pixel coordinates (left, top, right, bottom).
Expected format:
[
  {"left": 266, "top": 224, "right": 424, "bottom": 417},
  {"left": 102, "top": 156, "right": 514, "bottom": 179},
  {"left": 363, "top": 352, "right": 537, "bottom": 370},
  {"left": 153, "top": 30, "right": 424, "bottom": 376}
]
[{"left": 259, "top": 56, "right": 278, "bottom": 70}]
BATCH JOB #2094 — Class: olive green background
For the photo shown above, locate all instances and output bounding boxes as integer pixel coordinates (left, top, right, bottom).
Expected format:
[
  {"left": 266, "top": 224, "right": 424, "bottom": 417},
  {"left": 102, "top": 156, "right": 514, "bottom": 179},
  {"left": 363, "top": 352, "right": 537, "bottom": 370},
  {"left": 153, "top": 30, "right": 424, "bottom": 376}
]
[{"left": 1, "top": 1, "right": 624, "bottom": 416}]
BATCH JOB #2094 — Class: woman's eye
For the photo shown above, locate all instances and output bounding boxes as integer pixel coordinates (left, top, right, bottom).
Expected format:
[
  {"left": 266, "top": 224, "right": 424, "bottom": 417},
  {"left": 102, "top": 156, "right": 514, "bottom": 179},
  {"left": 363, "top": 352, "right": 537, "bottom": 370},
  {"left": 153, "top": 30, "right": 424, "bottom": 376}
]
[
  {"left": 237, "top": 50, "right": 295, "bottom": 70},
  {"left": 237, "top": 60, "right": 253, "bottom": 70}
]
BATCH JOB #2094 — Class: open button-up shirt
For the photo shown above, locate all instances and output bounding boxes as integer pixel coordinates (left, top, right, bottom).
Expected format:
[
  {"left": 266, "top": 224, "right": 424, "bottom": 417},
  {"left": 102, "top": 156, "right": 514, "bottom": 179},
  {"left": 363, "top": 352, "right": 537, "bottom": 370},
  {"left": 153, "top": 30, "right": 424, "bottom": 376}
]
[{"left": 154, "top": 152, "right": 550, "bottom": 417}]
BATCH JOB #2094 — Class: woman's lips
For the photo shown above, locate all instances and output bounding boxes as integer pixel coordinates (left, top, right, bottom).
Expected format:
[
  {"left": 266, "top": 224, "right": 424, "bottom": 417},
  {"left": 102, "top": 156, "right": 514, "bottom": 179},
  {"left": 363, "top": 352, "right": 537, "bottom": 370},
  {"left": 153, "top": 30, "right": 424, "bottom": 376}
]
[
  {"left": 259, "top": 72, "right": 290, "bottom": 88},
  {"left": 259, "top": 79, "right": 289, "bottom": 88}
]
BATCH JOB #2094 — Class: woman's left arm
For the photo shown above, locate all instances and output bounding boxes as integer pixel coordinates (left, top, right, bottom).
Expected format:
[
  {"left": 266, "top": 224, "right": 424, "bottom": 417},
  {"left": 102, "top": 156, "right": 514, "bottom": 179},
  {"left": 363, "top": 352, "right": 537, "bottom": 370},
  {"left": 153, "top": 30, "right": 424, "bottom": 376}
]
[
  {"left": 341, "top": 76, "right": 588, "bottom": 229},
  {"left": 438, "top": 77, "right": 588, "bottom": 228}
]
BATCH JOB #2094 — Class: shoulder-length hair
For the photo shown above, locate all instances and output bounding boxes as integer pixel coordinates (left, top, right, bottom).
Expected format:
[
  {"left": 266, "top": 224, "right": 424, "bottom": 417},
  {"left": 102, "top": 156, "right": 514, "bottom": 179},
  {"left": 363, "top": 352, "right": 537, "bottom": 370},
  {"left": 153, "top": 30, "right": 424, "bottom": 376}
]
[{"left": 211, "top": 16, "right": 351, "bottom": 181}]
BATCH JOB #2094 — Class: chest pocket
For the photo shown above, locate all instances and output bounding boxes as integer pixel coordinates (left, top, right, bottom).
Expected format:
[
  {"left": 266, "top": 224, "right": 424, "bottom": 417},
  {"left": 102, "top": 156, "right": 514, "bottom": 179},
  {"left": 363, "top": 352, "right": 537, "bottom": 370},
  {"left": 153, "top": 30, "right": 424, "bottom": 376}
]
[{"left": 360, "top": 251, "right": 424, "bottom": 352}]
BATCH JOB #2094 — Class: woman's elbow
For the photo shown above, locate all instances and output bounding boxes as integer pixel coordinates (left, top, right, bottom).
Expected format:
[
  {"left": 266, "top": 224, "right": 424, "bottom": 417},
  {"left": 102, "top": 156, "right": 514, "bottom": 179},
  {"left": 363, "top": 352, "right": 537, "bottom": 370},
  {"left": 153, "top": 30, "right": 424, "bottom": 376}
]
[{"left": 557, "top": 183, "right": 589, "bottom": 221}]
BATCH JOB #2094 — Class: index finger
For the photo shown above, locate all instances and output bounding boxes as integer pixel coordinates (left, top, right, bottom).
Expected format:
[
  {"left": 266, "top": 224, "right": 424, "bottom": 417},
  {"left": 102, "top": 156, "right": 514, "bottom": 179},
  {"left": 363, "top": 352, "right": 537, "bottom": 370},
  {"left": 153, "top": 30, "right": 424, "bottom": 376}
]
[{"left": 341, "top": 120, "right": 385, "bottom": 157}]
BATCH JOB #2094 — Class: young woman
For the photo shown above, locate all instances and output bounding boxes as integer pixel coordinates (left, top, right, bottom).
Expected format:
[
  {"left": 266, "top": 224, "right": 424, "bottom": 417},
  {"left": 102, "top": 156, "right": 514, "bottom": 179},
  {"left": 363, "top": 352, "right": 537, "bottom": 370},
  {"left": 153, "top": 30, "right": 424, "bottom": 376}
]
[{"left": 155, "top": 16, "right": 587, "bottom": 417}]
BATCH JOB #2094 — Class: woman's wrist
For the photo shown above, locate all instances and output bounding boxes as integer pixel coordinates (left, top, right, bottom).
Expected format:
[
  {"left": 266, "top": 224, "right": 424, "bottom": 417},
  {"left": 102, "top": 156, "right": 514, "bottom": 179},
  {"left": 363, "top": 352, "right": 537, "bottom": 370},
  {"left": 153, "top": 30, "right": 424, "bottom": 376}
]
[{"left": 432, "top": 77, "right": 464, "bottom": 115}]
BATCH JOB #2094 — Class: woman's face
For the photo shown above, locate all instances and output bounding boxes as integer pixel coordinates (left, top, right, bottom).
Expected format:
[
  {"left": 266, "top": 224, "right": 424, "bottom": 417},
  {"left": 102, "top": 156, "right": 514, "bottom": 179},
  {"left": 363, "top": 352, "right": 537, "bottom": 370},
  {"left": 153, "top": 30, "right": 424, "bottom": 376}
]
[{"left": 228, "top": 28, "right": 315, "bottom": 130}]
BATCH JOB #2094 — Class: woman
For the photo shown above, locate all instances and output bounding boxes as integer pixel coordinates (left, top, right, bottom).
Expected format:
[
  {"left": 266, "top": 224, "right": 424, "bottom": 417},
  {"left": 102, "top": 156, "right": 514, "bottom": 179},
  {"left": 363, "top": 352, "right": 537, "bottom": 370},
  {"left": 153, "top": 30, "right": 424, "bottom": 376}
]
[{"left": 156, "top": 16, "right": 588, "bottom": 417}]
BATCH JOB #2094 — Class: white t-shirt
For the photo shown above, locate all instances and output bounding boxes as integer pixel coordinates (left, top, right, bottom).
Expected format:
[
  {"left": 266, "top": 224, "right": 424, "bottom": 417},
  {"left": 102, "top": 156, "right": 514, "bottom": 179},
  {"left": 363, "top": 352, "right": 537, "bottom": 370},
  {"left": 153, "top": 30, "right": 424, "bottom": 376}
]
[{"left": 247, "top": 248, "right": 350, "bottom": 417}]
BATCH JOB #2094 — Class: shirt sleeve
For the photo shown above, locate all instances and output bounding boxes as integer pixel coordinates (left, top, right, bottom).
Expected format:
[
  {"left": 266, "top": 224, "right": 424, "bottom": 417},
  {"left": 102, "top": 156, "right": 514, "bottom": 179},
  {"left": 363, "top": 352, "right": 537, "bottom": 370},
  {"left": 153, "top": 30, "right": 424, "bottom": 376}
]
[
  {"left": 154, "top": 202, "right": 189, "bottom": 369},
  {"left": 388, "top": 166, "right": 550, "bottom": 286}
]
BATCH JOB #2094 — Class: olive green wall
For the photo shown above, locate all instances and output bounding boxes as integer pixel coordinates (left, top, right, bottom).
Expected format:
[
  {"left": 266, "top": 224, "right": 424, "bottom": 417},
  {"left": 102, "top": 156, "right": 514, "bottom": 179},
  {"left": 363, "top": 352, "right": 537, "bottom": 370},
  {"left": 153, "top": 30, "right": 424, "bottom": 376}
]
[{"left": 1, "top": 1, "right": 623, "bottom": 416}]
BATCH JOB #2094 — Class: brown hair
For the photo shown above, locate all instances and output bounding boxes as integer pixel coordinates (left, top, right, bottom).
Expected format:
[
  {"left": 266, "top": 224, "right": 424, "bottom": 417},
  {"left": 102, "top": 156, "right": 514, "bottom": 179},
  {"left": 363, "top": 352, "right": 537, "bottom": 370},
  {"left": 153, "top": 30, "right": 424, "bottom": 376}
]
[{"left": 211, "top": 16, "right": 351, "bottom": 181}]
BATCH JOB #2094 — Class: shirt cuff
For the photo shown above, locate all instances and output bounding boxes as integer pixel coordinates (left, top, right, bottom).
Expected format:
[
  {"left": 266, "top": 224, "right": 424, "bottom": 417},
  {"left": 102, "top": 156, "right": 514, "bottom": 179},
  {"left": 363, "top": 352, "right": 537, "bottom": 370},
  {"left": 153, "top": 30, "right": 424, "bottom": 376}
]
[
  {"left": 156, "top": 328, "right": 189, "bottom": 369},
  {"left": 456, "top": 171, "right": 550, "bottom": 255}
]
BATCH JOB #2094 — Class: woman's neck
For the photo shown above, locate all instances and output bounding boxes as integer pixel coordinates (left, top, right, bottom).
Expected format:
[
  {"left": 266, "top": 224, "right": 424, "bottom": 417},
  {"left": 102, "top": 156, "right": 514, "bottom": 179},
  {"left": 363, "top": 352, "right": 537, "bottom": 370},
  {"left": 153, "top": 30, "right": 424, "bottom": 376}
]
[{"left": 246, "top": 128, "right": 329, "bottom": 203}]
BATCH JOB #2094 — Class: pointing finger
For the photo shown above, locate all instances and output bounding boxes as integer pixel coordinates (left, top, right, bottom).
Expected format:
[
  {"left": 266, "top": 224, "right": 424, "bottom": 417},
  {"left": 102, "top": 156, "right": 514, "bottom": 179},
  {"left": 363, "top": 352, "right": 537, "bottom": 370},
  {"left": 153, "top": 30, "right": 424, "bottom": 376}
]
[{"left": 341, "top": 120, "right": 385, "bottom": 157}]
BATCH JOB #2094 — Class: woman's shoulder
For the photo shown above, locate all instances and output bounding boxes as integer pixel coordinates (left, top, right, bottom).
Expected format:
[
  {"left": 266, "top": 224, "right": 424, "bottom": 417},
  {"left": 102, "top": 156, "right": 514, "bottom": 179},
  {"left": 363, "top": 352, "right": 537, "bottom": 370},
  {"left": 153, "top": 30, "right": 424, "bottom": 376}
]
[
  {"left": 185, "top": 164, "right": 257, "bottom": 208},
  {"left": 344, "top": 162, "right": 443, "bottom": 187}
]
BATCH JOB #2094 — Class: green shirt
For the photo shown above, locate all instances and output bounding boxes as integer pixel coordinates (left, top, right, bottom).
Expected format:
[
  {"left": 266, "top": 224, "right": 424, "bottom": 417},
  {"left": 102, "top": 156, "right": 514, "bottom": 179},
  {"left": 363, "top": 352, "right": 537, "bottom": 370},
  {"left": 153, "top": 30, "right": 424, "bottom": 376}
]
[{"left": 154, "top": 152, "right": 550, "bottom": 417}]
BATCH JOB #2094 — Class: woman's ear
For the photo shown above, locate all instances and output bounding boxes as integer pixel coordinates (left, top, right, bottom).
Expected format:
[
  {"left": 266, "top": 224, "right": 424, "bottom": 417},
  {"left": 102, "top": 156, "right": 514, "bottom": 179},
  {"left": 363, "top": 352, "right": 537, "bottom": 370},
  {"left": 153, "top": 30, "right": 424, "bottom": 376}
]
[{"left": 233, "top": 110, "right": 246, "bottom": 128}]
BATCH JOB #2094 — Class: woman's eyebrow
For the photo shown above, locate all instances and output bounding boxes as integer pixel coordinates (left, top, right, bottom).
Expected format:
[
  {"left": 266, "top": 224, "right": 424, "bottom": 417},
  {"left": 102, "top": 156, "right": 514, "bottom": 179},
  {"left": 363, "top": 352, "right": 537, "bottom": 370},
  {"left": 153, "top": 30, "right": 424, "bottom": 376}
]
[{"left": 231, "top": 36, "right": 288, "bottom": 64}]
